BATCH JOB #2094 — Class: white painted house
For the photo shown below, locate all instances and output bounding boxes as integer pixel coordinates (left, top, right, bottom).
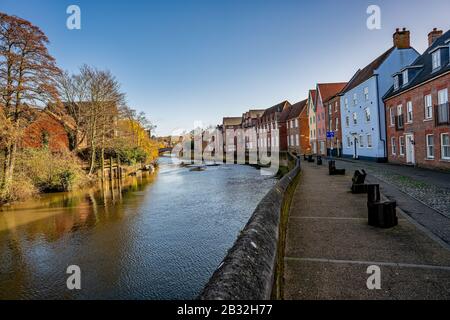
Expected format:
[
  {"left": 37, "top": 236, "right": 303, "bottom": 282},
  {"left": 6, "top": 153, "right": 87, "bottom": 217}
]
[{"left": 340, "top": 29, "right": 420, "bottom": 161}]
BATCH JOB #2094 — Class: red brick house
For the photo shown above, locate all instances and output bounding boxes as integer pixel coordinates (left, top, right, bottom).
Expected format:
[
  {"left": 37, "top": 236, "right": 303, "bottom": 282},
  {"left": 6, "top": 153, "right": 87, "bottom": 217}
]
[
  {"left": 21, "top": 108, "right": 72, "bottom": 152},
  {"left": 315, "top": 83, "right": 347, "bottom": 156},
  {"left": 222, "top": 117, "right": 242, "bottom": 153},
  {"left": 257, "top": 101, "right": 291, "bottom": 153},
  {"left": 324, "top": 86, "right": 347, "bottom": 157},
  {"left": 242, "top": 110, "right": 265, "bottom": 151},
  {"left": 299, "top": 99, "right": 311, "bottom": 155},
  {"left": 286, "top": 99, "right": 307, "bottom": 155},
  {"left": 384, "top": 28, "right": 450, "bottom": 170}
]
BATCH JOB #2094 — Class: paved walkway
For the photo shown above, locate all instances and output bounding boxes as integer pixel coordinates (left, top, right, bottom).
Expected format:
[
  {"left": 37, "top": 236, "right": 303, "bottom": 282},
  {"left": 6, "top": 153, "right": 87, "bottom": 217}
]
[{"left": 283, "top": 161, "right": 450, "bottom": 300}]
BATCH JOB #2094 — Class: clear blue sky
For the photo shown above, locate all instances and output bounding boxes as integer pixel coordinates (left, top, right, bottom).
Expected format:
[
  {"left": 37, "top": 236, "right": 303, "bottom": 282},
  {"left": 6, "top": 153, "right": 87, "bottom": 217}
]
[{"left": 1, "top": 0, "right": 449, "bottom": 135}]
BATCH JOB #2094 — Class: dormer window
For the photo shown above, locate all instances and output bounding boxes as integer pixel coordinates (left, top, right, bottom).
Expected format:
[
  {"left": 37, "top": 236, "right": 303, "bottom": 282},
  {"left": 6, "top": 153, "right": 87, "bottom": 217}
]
[
  {"left": 432, "top": 50, "right": 441, "bottom": 70},
  {"left": 394, "top": 75, "right": 400, "bottom": 90},
  {"left": 402, "top": 70, "right": 409, "bottom": 85}
]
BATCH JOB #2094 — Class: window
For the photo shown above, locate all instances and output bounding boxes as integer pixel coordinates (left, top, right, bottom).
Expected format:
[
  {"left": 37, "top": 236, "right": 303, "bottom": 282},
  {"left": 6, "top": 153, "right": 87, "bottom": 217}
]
[
  {"left": 399, "top": 136, "right": 405, "bottom": 155},
  {"left": 353, "top": 112, "right": 357, "bottom": 125},
  {"left": 442, "top": 134, "right": 450, "bottom": 160},
  {"left": 407, "top": 101, "right": 413, "bottom": 123},
  {"left": 364, "top": 87, "right": 369, "bottom": 101},
  {"left": 426, "top": 134, "right": 434, "bottom": 159},
  {"left": 367, "top": 134, "right": 373, "bottom": 148},
  {"left": 335, "top": 118, "right": 339, "bottom": 131},
  {"left": 295, "top": 119, "right": 298, "bottom": 128},
  {"left": 402, "top": 70, "right": 409, "bottom": 85},
  {"left": 359, "top": 135, "right": 364, "bottom": 148},
  {"left": 353, "top": 93, "right": 358, "bottom": 105},
  {"left": 345, "top": 116, "right": 350, "bottom": 127},
  {"left": 394, "top": 76, "right": 399, "bottom": 90},
  {"left": 425, "top": 94, "right": 433, "bottom": 120},
  {"left": 390, "top": 107, "right": 395, "bottom": 126},
  {"left": 391, "top": 137, "right": 397, "bottom": 155},
  {"left": 347, "top": 136, "right": 351, "bottom": 148},
  {"left": 344, "top": 98, "right": 349, "bottom": 110},
  {"left": 397, "top": 104, "right": 403, "bottom": 116},
  {"left": 329, "top": 104, "right": 332, "bottom": 115},
  {"left": 364, "top": 108, "right": 371, "bottom": 122},
  {"left": 432, "top": 51, "right": 441, "bottom": 70},
  {"left": 335, "top": 102, "right": 338, "bottom": 112},
  {"left": 295, "top": 134, "right": 299, "bottom": 146}
]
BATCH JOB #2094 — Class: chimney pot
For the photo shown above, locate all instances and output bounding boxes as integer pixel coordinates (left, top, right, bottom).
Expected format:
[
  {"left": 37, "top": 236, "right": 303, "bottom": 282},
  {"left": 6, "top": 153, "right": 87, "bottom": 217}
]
[{"left": 428, "top": 28, "right": 443, "bottom": 47}]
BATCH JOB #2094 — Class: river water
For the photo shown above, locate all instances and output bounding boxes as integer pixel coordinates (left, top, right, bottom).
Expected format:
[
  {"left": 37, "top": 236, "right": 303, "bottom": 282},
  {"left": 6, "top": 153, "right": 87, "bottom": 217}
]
[{"left": 0, "top": 156, "right": 276, "bottom": 299}]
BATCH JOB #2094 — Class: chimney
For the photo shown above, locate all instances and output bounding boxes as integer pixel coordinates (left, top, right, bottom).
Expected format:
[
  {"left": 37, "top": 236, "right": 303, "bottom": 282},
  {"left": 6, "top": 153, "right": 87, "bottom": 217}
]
[
  {"left": 393, "top": 28, "right": 411, "bottom": 49},
  {"left": 428, "top": 28, "right": 443, "bottom": 47}
]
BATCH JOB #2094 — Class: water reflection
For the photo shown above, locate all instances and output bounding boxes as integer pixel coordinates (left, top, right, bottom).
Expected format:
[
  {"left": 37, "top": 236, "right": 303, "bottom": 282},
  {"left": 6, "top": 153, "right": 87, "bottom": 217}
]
[{"left": 0, "top": 157, "right": 275, "bottom": 300}]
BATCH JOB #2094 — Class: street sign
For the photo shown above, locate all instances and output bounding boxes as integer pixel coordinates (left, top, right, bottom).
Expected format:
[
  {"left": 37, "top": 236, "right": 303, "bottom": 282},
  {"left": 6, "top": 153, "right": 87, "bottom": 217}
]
[{"left": 326, "top": 131, "right": 335, "bottom": 139}]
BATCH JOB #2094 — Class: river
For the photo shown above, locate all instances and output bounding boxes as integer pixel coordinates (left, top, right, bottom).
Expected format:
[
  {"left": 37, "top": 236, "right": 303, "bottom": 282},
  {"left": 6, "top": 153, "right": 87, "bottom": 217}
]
[{"left": 0, "top": 156, "right": 276, "bottom": 299}]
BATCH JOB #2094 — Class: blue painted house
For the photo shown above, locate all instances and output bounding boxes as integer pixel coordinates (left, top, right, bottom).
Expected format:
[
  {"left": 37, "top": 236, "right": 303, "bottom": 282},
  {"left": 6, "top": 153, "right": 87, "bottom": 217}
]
[{"left": 340, "top": 29, "right": 420, "bottom": 162}]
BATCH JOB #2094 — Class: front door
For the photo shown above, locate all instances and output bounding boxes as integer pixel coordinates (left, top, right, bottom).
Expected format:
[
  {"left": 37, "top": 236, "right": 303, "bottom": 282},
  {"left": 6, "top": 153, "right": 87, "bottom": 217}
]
[
  {"left": 353, "top": 136, "right": 358, "bottom": 159},
  {"left": 405, "top": 134, "right": 415, "bottom": 165}
]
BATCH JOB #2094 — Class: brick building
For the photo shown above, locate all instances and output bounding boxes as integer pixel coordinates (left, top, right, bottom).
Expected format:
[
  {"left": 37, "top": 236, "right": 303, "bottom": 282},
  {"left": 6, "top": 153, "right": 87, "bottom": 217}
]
[
  {"left": 315, "top": 83, "right": 347, "bottom": 156},
  {"left": 298, "top": 99, "right": 311, "bottom": 155},
  {"left": 257, "top": 101, "right": 291, "bottom": 153},
  {"left": 286, "top": 99, "right": 307, "bottom": 155},
  {"left": 384, "top": 28, "right": 450, "bottom": 170},
  {"left": 21, "top": 109, "right": 71, "bottom": 152},
  {"left": 242, "top": 110, "right": 265, "bottom": 151},
  {"left": 324, "top": 90, "right": 346, "bottom": 157}
]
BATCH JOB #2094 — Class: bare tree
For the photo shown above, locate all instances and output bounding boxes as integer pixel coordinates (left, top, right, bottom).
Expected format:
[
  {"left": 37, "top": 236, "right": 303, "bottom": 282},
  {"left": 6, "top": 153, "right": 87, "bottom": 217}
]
[{"left": 0, "top": 12, "right": 60, "bottom": 199}]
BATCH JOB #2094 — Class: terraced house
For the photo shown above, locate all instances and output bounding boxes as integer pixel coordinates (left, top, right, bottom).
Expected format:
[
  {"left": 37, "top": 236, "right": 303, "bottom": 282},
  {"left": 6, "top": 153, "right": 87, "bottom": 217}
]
[
  {"left": 242, "top": 109, "right": 265, "bottom": 152},
  {"left": 257, "top": 101, "right": 291, "bottom": 152},
  {"left": 324, "top": 88, "right": 346, "bottom": 157},
  {"left": 315, "top": 83, "right": 347, "bottom": 156},
  {"left": 340, "top": 28, "right": 420, "bottom": 161},
  {"left": 285, "top": 99, "right": 307, "bottom": 155},
  {"left": 307, "top": 90, "right": 317, "bottom": 154},
  {"left": 384, "top": 28, "right": 450, "bottom": 170}
]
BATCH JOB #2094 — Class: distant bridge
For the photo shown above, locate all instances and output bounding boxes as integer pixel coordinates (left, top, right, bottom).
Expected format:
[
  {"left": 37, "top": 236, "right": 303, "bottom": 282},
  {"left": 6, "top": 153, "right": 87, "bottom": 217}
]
[{"left": 158, "top": 147, "right": 173, "bottom": 154}]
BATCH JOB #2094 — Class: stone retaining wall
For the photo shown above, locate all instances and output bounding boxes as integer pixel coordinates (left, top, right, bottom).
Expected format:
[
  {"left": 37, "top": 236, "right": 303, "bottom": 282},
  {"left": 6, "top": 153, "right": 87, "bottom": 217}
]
[{"left": 199, "top": 154, "right": 301, "bottom": 300}]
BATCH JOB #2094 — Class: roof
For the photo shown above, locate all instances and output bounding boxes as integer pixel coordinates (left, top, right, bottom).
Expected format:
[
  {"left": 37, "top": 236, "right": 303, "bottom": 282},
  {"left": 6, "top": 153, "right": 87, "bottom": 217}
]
[
  {"left": 341, "top": 47, "right": 396, "bottom": 94},
  {"left": 384, "top": 29, "right": 450, "bottom": 100},
  {"left": 262, "top": 100, "right": 290, "bottom": 118},
  {"left": 279, "top": 105, "right": 292, "bottom": 122},
  {"left": 287, "top": 99, "right": 307, "bottom": 120},
  {"left": 317, "top": 83, "right": 348, "bottom": 104},
  {"left": 223, "top": 117, "right": 242, "bottom": 126},
  {"left": 247, "top": 109, "right": 265, "bottom": 118}
]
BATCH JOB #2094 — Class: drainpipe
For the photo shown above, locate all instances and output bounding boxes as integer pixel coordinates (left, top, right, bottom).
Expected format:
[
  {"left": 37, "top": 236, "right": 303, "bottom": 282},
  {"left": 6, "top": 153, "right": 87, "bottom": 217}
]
[{"left": 376, "top": 75, "right": 387, "bottom": 162}]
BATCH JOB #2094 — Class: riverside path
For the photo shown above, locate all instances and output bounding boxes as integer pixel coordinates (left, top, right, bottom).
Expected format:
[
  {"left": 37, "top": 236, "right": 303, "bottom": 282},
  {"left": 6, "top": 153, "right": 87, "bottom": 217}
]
[{"left": 283, "top": 160, "right": 450, "bottom": 300}]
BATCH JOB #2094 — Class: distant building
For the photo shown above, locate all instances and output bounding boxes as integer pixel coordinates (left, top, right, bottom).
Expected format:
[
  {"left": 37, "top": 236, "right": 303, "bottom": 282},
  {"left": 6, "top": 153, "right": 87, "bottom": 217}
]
[
  {"left": 222, "top": 117, "right": 242, "bottom": 153},
  {"left": 257, "top": 101, "right": 291, "bottom": 153},
  {"left": 286, "top": 99, "right": 307, "bottom": 155},
  {"left": 340, "top": 28, "right": 420, "bottom": 162},
  {"left": 21, "top": 109, "right": 71, "bottom": 152},
  {"left": 384, "top": 28, "right": 450, "bottom": 170},
  {"left": 242, "top": 110, "right": 265, "bottom": 151},
  {"left": 315, "top": 83, "right": 347, "bottom": 156}
]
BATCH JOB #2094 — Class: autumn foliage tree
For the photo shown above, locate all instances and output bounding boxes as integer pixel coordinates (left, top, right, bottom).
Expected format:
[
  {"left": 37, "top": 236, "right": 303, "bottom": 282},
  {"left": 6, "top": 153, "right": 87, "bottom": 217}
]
[{"left": 0, "top": 12, "right": 60, "bottom": 201}]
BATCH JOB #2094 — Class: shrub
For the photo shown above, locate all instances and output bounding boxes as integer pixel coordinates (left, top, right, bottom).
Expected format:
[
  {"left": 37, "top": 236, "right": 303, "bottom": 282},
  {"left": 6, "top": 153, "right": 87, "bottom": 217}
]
[{"left": 17, "top": 148, "right": 88, "bottom": 192}]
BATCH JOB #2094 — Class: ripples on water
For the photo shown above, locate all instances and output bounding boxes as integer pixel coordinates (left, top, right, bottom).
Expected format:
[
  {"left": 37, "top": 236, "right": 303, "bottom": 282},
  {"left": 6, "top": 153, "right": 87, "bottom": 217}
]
[{"left": 0, "top": 156, "right": 276, "bottom": 299}]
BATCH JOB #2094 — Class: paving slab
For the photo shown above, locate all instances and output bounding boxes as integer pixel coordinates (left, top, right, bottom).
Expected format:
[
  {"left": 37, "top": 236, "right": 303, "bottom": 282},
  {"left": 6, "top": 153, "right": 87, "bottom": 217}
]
[{"left": 284, "top": 161, "right": 450, "bottom": 300}]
